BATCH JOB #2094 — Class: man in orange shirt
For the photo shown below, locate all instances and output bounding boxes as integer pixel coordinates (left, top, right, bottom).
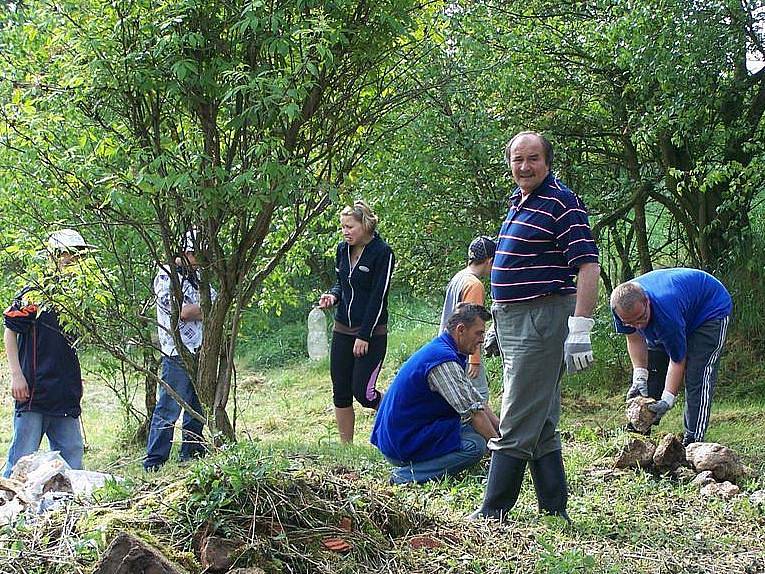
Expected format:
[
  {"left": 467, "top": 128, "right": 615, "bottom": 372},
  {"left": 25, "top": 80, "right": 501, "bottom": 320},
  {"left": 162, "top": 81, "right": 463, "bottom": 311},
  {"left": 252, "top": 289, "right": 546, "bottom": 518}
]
[{"left": 439, "top": 236, "right": 500, "bottom": 432}]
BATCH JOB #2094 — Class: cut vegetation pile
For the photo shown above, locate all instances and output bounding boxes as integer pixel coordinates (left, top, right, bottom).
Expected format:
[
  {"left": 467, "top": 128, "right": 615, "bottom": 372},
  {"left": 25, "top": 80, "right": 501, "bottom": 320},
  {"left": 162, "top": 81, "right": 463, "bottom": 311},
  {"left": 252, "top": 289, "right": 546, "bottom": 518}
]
[
  {"left": 2, "top": 436, "right": 765, "bottom": 573},
  {"left": 0, "top": 443, "right": 495, "bottom": 573}
]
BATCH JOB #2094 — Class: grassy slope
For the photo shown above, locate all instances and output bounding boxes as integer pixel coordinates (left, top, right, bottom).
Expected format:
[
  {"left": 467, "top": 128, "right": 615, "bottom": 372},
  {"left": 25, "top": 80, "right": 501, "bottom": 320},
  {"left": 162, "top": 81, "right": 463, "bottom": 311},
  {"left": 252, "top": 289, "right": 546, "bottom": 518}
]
[{"left": 1, "top": 297, "right": 764, "bottom": 572}]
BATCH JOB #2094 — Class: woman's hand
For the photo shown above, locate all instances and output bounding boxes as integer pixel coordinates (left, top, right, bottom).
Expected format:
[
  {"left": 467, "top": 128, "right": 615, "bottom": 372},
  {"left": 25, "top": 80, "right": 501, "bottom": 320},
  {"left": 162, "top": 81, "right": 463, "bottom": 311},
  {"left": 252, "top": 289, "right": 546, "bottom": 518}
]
[
  {"left": 353, "top": 338, "right": 369, "bottom": 357},
  {"left": 318, "top": 293, "right": 338, "bottom": 309}
]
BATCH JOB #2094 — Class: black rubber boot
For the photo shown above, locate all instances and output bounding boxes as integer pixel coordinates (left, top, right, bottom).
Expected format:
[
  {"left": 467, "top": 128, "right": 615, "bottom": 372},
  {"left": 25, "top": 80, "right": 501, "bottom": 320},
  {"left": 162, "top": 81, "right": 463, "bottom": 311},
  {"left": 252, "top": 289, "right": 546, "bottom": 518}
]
[
  {"left": 469, "top": 451, "right": 527, "bottom": 520},
  {"left": 529, "top": 450, "right": 570, "bottom": 522}
]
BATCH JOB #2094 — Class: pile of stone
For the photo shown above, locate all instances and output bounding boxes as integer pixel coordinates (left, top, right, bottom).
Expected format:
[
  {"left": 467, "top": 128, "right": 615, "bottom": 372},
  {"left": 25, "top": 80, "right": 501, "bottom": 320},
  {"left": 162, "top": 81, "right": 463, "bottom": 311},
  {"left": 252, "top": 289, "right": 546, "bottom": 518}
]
[
  {"left": 612, "top": 433, "right": 764, "bottom": 504},
  {"left": 619, "top": 395, "right": 764, "bottom": 504},
  {"left": 92, "top": 532, "right": 265, "bottom": 574}
]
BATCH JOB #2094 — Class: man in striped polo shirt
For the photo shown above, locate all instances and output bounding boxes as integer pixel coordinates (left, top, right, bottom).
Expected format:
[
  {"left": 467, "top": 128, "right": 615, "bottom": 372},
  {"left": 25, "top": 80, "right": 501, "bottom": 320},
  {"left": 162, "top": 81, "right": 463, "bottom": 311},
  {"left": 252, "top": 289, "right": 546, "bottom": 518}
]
[{"left": 472, "top": 131, "right": 600, "bottom": 522}]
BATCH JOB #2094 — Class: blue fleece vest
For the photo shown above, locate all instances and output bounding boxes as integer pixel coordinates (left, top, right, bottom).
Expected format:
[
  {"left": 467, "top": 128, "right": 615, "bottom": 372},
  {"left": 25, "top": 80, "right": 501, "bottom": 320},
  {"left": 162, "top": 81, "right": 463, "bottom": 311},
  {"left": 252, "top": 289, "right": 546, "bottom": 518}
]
[{"left": 371, "top": 332, "right": 466, "bottom": 463}]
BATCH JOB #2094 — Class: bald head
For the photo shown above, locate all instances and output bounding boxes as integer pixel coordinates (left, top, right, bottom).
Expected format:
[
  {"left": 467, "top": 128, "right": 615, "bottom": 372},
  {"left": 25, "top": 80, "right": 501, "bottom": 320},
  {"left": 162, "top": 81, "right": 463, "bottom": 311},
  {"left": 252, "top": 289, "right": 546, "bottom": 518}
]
[{"left": 610, "top": 281, "right": 647, "bottom": 315}]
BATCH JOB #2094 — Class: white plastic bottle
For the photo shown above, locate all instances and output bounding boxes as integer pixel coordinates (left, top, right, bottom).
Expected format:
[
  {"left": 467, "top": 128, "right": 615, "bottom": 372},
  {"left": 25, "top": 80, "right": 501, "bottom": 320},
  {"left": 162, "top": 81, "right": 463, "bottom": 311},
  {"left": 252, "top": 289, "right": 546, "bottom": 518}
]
[{"left": 307, "top": 306, "right": 329, "bottom": 360}]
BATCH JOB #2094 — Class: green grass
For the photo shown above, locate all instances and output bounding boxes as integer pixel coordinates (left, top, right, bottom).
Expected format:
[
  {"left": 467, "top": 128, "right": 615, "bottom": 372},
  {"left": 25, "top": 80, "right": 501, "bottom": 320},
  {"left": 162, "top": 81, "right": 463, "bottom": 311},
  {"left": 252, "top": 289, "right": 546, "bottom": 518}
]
[{"left": 1, "top": 295, "right": 765, "bottom": 573}]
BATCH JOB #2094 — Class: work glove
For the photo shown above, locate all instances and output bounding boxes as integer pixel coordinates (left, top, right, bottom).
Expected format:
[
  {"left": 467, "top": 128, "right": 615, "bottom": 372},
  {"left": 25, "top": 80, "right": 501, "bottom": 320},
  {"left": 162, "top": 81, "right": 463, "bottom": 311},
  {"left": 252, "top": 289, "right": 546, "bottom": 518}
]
[
  {"left": 626, "top": 367, "right": 649, "bottom": 400},
  {"left": 564, "top": 316, "right": 595, "bottom": 374},
  {"left": 647, "top": 390, "right": 676, "bottom": 423},
  {"left": 484, "top": 323, "right": 499, "bottom": 357}
]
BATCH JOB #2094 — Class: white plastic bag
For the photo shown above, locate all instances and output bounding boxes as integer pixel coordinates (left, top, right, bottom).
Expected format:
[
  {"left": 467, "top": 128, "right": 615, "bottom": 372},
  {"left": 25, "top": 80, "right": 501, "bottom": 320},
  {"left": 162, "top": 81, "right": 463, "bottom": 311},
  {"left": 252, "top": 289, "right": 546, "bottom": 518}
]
[
  {"left": 10, "top": 450, "right": 70, "bottom": 483},
  {"left": 23, "top": 453, "right": 71, "bottom": 499},
  {"left": 65, "top": 469, "right": 114, "bottom": 497},
  {"left": 0, "top": 498, "right": 25, "bottom": 524}
]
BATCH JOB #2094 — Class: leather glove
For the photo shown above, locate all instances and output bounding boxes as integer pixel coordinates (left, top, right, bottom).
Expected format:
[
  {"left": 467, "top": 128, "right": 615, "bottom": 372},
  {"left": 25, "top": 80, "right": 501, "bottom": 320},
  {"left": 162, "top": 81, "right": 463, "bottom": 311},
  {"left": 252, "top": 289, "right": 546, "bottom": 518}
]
[
  {"left": 647, "top": 390, "right": 676, "bottom": 423},
  {"left": 483, "top": 323, "right": 499, "bottom": 357},
  {"left": 564, "top": 316, "right": 595, "bottom": 374},
  {"left": 626, "top": 367, "right": 649, "bottom": 399}
]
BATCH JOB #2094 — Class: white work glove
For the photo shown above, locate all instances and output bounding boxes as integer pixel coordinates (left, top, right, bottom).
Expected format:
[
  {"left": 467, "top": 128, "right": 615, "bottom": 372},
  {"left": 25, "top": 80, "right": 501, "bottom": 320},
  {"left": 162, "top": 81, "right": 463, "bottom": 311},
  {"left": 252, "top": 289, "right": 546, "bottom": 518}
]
[
  {"left": 626, "top": 367, "right": 649, "bottom": 400},
  {"left": 564, "top": 316, "right": 595, "bottom": 374},
  {"left": 648, "top": 390, "right": 676, "bottom": 422}
]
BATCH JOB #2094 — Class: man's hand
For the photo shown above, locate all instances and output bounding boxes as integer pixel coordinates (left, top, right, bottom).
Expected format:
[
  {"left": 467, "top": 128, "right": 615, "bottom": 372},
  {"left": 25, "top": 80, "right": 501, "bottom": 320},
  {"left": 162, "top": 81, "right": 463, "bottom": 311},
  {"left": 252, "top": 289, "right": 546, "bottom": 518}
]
[
  {"left": 353, "top": 338, "right": 369, "bottom": 357},
  {"left": 627, "top": 367, "right": 649, "bottom": 399},
  {"left": 466, "top": 363, "right": 480, "bottom": 379},
  {"left": 318, "top": 293, "right": 337, "bottom": 310},
  {"left": 10, "top": 372, "right": 30, "bottom": 401},
  {"left": 647, "top": 390, "right": 676, "bottom": 423},
  {"left": 564, "top": 316, "right": 595, "bottom": 374},
  {"left": 469, "top": 409, "right": 499, "bottom": 441}
]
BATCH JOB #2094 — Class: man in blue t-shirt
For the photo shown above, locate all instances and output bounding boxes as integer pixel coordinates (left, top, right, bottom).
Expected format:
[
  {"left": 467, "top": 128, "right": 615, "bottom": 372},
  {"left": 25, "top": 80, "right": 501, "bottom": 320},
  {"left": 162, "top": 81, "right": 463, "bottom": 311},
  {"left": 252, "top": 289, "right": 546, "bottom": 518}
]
[{"left": 610, "top": 268, "right": 732, "bottom": 446}]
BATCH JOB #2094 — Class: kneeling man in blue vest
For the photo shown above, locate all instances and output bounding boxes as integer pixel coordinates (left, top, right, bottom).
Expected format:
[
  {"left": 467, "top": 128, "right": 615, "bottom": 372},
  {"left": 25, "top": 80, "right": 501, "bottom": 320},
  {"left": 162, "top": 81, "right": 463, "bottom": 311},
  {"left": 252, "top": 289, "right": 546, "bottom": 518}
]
[{"left": 371, "top": 303, "right": 500, "bottom": 484}]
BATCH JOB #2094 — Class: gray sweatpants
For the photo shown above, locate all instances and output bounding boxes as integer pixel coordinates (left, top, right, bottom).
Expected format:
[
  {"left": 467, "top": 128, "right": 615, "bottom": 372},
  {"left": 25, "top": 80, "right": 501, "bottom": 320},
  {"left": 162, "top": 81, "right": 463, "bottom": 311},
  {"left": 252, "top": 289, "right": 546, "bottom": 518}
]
[{"left": 488, "top": 295, "right": 576, "bottom": 459}]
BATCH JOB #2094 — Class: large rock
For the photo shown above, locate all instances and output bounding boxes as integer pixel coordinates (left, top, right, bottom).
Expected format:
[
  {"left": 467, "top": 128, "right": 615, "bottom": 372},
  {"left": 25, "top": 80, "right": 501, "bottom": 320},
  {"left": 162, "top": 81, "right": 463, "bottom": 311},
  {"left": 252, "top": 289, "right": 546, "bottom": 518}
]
[
  {"left": 685, "top": 442, "right": 745, "bottom": 483},
  {"left": 42, "top": 471, "right": 73, "bottom": 495},
  {"left": 92, "top": 532, "right": 188, "bottom": 574},
  {"left": 691, "top": 470, "right": 716, "bottom": 488},
  {"left": 653, "top": 434, "right": 686, "bottom": 472},
  {"left": 625, "top": 397, "right": 657, "bottom": 434},
  {"left": 614, "top": 438, "right": 656, "bottom": 469},
  {"left": 200, "top": 535, "right": 245, "bottom": 573},
  {"left": 700, "top": 481, "right": 740, "bottom": 500}
]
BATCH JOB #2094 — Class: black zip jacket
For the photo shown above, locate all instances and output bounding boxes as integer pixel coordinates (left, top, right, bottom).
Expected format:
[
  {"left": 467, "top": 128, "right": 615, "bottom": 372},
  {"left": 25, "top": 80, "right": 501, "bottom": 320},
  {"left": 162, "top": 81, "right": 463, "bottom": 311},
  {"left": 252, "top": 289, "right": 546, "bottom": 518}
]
[
  {"left": 4, "top": 288, "right": 82, "bottom": 417},
  {"left": 328, "top": 233, "right": 395, "bottom": 342}
]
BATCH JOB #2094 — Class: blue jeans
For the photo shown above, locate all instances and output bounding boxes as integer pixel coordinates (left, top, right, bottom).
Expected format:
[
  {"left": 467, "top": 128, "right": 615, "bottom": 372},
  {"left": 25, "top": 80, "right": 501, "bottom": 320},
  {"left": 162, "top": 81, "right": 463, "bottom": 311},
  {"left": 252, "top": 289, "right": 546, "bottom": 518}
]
[
  {"left": 144, "top": 356, "right": 206, "bottom": 470},
  {"left": 3, "top": 411, "right": 83, "bottom": 478},
  {"left": 386, "top": 423, "right": 487, "bottom": 484}
]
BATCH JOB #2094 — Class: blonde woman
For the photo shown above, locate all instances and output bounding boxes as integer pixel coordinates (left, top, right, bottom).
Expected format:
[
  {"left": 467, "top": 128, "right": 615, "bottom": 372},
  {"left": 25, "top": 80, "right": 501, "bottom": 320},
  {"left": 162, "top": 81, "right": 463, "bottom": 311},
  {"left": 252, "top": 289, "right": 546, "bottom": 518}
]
[{"left": 318, "top": 201, "right": 395, "bottom": 443}]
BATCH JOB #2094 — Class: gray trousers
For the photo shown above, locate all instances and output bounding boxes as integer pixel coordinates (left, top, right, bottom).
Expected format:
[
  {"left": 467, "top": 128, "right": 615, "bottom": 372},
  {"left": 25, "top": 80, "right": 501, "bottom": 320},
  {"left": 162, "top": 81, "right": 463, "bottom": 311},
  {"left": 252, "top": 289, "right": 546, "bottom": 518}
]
[{"left": 488, "top": 295, "right": 575, "bottom": 459}]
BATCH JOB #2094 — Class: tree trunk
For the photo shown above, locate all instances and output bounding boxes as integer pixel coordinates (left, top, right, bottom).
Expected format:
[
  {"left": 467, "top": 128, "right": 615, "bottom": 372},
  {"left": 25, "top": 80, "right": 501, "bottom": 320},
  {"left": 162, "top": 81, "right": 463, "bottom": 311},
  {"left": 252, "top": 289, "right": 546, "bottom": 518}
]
[
  {"left": 633, "top": 195, "right": 652, "bottom": 275},
  {"left": 610, "top": 224, "right": 634, "bottom": 284},
  {"left": 195, "top": 292, "right": 235, "bottom": 443}
]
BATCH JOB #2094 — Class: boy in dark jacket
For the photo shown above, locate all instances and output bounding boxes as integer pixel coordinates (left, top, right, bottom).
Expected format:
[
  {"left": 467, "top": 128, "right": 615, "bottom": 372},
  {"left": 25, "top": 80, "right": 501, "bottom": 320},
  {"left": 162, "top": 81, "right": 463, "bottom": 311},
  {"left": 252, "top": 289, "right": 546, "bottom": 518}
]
[{"left": 2, "top": 229, "right": 93, "bottom": 478}]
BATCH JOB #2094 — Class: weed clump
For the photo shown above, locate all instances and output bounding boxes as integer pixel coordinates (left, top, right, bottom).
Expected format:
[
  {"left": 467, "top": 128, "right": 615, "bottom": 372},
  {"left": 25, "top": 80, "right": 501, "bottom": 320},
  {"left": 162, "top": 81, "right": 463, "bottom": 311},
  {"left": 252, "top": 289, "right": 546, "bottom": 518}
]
[{"left": 172, "top": 443, "right": 438, "bottom": 571}]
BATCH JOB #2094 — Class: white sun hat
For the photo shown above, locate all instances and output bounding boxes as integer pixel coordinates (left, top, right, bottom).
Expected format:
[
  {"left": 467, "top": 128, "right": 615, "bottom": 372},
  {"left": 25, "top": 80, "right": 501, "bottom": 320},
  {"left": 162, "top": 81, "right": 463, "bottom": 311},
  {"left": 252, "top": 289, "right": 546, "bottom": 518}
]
[{"left": 47, "top": 229, "right": 96, "bottom": 252}]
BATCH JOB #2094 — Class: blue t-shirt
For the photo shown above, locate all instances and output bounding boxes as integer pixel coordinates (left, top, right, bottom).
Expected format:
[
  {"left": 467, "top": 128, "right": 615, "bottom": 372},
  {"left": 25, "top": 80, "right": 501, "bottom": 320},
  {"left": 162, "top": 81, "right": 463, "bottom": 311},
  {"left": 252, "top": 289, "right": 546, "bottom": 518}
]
[{"left": 612, "top": 268, "right": 732, "bottom": 362}]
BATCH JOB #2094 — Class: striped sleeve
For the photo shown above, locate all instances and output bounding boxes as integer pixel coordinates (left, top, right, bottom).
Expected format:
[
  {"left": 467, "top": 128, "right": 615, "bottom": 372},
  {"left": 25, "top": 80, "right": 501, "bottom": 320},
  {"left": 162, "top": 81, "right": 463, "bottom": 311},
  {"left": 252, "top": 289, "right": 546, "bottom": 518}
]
[
  {"left": 555, "top": 195, "right": 599, "bottom": 267},
  {"left": 427, "top": 361, "right": 484, "bottom": 419}
]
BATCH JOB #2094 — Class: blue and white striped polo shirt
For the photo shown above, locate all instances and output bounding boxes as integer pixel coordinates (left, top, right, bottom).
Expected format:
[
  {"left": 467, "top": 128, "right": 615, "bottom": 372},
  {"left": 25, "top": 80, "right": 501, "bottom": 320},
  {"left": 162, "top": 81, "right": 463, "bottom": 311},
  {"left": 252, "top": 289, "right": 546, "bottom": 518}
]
[{"left": 491, "top": 172, "right": 599, "bottom": 303}]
